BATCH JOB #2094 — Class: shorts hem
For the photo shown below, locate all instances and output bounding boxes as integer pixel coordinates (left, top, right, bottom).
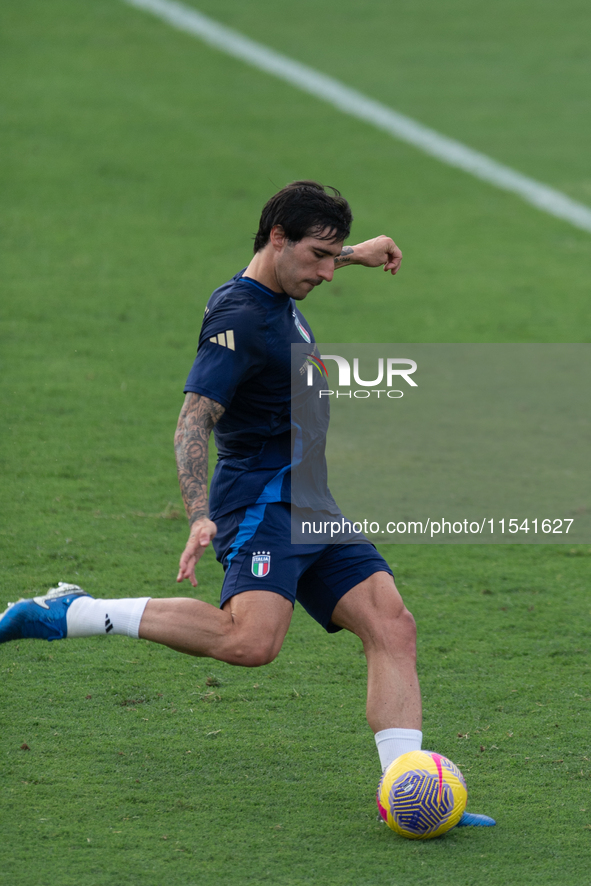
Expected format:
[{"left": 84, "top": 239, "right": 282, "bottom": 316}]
[
  {"left": 317, "top": 565, "right": 394, "bottom": 634},
  {"left": 220, "top": 583, "right": 296, "bottom": 609}
]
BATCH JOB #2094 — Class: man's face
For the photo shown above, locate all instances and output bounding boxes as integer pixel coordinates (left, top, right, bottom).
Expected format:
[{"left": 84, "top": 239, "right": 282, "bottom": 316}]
[{"left": 272, "top": 228, "right": 344, "bottom": 300}]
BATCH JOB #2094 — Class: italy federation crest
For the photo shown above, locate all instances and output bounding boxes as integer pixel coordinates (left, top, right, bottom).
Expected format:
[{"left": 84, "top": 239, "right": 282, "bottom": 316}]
[
  {"left": 251, "top": 552, "right": 271, "bottom": 577},
  {"left": 293, "top": 313, "right": 312, "bottom": 343}
]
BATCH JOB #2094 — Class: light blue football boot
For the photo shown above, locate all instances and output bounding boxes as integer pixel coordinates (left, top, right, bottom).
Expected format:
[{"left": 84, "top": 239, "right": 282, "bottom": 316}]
[
  {"left": 0, "top": 582, "right": 91, "bottom": 643},
  {"left": 457, "top": 812, "right": 496, "bottom": 827}
]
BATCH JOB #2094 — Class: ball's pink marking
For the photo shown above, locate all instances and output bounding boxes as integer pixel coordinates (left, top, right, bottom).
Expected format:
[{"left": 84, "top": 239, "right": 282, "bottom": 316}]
[
  {"left": 376, "top": 796, "right": 388, "bottom": 822},
  {"left": 431, "top": 753, "right": 444, "bottom": 804}
]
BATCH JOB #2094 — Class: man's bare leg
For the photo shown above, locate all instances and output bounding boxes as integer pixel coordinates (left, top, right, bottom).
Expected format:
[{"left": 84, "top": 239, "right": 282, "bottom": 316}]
[
  {"left": 139, "top": 590, "right": 293, "bottom": 667},
  {"left": 332, "top": 571, "right": 421, "bottom": 731}
]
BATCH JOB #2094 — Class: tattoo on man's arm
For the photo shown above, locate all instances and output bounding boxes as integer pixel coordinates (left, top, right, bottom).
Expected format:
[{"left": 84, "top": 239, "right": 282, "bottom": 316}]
[
  {"left": 334, "top": 246, "right": 355, "bottom": 266},
  {"left": 174, "top": 393, "right": 225, "bottom": 525}
]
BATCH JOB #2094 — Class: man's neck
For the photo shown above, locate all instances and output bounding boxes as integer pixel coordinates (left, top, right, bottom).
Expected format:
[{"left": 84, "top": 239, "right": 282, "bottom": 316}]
[{"left": 243, "top": 249, "right": 283, "bottom": 294}]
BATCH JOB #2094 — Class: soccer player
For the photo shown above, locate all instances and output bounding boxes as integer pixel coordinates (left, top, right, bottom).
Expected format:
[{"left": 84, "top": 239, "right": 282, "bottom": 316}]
[{"left": 0, "top": 182, "right": 494, "bottom": 820}]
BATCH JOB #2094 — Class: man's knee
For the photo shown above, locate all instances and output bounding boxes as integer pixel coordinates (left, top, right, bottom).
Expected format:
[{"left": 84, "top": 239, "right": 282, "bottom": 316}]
[
  {"left": 219, "top": 590, "right": 292, "bottom": 667},
  {"left": 227, "top": 636, "right": 281, "bottom": 668},
  {"left": 367, "top": 598, "right": 417, "bottom": 658},
  {"left": 334, "top": 574, "right": 417, "bottom": 658},
  {"left": 392, "top": 605, "right": 417, "bottom": 658}
]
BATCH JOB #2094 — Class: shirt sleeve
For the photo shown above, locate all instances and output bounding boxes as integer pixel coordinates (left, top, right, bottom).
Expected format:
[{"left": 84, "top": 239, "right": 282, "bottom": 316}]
[{"left": 184, "top": 299, "right": 267, "bottom": 409}]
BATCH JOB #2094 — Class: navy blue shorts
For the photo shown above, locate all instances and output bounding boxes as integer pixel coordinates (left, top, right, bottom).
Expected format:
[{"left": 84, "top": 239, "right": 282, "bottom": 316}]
[{"left": 212, "top": 502, "right": 393, "bottom": 633}]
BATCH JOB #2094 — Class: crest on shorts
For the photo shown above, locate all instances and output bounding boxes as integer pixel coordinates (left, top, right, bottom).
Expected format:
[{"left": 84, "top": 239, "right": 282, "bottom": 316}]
[{"left": 251, "top": 551, "right": 271, "bottom": 577}]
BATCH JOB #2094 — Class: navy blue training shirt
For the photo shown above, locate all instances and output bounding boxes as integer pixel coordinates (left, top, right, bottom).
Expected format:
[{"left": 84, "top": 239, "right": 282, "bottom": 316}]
[{"left": 184, "top": 271, "right": 337, "bottom": 520}]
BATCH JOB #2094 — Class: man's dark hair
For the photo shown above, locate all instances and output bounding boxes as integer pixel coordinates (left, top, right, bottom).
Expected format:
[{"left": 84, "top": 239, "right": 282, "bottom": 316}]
[{"left": 253, "top": 180, "right": 353, "bottom": 254}]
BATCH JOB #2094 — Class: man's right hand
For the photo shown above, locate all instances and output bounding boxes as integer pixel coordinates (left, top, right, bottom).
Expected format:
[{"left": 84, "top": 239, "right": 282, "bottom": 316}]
[{"left": 176, "top": 517, "right": 218, "bottom": 587}]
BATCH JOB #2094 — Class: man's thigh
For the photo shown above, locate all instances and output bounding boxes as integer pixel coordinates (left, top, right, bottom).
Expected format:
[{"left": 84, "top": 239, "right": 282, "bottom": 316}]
[
  {"left": 296, "top": 544, "right": 394, "bottom": 633},
  {"left": 330, "top": 570, "right": 406, "bottom": 639}
]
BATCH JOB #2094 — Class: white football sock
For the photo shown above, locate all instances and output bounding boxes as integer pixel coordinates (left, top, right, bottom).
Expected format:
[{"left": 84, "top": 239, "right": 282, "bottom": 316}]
[
  {"left": 375, "top": 728, "right": 423, "bottom": 772},
  {"left": 66, "top": 596, "right": 151, "bottom": 639}
]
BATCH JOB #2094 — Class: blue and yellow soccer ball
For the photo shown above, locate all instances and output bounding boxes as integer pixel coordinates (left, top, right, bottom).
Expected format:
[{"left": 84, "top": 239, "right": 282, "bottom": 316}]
[{"left": 377, "top": 750, "right": 468, "bottom": 839}]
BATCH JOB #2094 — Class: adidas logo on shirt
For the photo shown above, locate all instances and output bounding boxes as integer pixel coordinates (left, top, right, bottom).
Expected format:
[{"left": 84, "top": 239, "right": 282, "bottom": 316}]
[{"left": 209, "top": 330, "right": 235, "bottom": 350}]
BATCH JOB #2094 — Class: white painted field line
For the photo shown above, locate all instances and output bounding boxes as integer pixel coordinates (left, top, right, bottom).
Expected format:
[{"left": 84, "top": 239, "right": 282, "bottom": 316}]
[{"left": 123, "top": 0, "right": 591, "bottom": 234}]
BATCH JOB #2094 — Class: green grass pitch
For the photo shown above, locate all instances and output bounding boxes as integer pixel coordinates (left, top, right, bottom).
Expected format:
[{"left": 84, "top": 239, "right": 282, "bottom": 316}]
[{"left": 2, "top": 1, "right": 591, "bottom": 884}]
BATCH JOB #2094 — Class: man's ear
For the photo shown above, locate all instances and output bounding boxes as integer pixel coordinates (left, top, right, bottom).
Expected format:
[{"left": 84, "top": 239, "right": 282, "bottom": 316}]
[{"left": 269, "top": 224, "right": 288, "bottom": 252}]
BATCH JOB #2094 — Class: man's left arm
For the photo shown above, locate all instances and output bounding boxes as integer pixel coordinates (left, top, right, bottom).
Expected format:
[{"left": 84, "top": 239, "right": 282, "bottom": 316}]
[{"left": 334, "top": 235, "right": 402, "bottom": 275}]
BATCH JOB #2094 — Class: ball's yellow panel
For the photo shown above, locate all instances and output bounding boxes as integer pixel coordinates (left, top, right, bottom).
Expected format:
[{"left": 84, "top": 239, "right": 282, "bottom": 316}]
[{"left": 377, "top": 751, "right": 468, "bottom": 840}]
